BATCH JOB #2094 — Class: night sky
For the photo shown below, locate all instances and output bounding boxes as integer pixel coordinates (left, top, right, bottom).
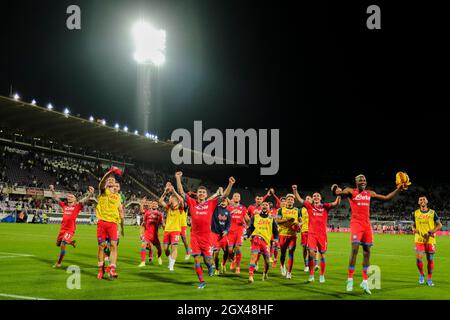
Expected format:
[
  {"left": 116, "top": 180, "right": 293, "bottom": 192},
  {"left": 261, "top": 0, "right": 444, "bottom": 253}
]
[{"left": 1, "top": 0, "right": 448, "bottom": 187}]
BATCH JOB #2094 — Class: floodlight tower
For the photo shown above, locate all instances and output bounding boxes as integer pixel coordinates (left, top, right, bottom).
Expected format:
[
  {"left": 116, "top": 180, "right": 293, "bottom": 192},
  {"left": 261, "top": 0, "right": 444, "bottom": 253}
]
[{"left": 132, "top": 20, "right": 166, "bottom": 135}]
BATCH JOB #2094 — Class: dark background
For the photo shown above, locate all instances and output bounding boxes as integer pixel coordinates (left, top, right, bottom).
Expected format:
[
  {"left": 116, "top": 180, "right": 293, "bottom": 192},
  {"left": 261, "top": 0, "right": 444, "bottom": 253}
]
[{"left": 0, "top": 0, "right": 448, "bottom": 187}]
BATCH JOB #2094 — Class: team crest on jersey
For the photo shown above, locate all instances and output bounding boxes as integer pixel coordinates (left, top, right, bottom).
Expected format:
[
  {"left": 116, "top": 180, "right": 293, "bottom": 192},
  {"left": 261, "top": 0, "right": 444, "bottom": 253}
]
[{"left": 353, "top": 235, "right": 357, "bottom": 240}]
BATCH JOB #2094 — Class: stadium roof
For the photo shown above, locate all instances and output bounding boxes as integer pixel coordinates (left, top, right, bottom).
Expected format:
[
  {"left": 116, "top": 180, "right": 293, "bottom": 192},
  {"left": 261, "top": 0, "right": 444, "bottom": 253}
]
[{"left": 0, "top": 96, "right": 243, "bottom": 178}]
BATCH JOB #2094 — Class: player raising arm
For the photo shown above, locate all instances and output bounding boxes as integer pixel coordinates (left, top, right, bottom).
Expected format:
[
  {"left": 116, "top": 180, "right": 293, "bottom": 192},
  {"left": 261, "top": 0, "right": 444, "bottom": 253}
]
[
  {"left": 96, "top": 167, "right": 123, "bottom": 280},
  {"left": 175, "top": 171, "right": 235, "bottom": 289},
  {"left": 50, "top": 184, "right": 94, "bottom": 268},
  {"left": 331, "top": 174, "right": 406, "bottom": 294},
  {"left": 293, "top": 185, "right": 340, "bottom": 283}
]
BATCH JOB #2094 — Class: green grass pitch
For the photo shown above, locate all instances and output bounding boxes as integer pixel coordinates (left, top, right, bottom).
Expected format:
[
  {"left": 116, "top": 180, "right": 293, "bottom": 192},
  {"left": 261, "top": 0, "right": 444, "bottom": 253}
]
[{"left": 0, "top": 223, "right": 449, "bottom": 300}]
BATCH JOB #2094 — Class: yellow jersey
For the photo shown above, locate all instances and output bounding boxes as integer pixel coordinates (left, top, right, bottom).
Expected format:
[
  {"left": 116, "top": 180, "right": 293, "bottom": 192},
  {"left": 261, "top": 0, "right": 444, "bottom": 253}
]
[
  {"left": 413, "top": 208, "right": 440, "bottom": 244},
  {"left": 277, "top": 207, "right": 301, "bottom": 236},
  {"left": 164, "top": 206, "right": 183, "bottom": 232},
  {"left": 96, "top": 188, "right": 121, "bottom": 224},
  {"left": 301, "top": 207, "right": 308, "bottom": 233},
  {"left": 252, "top": 214, "right": 275, "bottom": 244},
  {"left": 180, "top": 209, "right": 188, "bottom": 228}
]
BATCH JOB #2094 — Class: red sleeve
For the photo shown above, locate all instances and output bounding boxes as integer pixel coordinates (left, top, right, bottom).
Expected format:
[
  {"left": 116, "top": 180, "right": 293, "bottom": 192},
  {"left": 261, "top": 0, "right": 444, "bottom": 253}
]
[
  {"left": 77, "top": 203, "right": 83, "bottom": 210},
  {"left": 262, "top": 194, "right": 269, "bottom": 201},
  {"left": 208, "top": 198, "right": 219, "bottom": 211},
  {"left": 324, "top": 203, "right": 332, "bottom": 210},
  {"left": 303, "top": 201, "right": 312, "bottom": 210},
  {"left": 59, "top": 202, "right": 66, "bottom": 209},
  {"left": 273, "top": 195, "right": 281, "bottom": 209},
  {"left": 185, "top": 193, "right": 195, "bottom": 208},
  {"left": 166, "top": 204, "right": 170, "bottom": 210}
]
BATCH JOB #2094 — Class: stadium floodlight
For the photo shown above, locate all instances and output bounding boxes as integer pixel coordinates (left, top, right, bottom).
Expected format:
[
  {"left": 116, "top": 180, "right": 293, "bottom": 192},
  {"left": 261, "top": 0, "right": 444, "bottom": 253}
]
[
  {"left": 132, "top": 21, "right": 166, "bottom": 66},
  {"left": 101, "top": 119, "right": 106, "bottom": 125},
  {"left": 89, "top": 116, "right": 94, "bottom": 122},
  {"left": 124, "top": 126, "right": 128, "bottom": 132},
  {"left": 13, "top": 93, "right": 20, "bottom": 100},
  {"left": 63, "top": 108, "right": 70, "bottom": 115},
  {"left": 145, "top": 132, "right": 150, "bottom": 138},
  {"left": 134, "top": 130, "right": 139, "bottom": 135},
  {"left": 47, "top": 103, "right": 53, "bottom": 110},
  {"left": 155, "top": 135, "right": 158, "bottom": 141},
  {"left": 114, "top": 123, "right": 120, "bottom": 130},
  {"left": 31, "top": 99, "right": 36, "bottom": 105}
]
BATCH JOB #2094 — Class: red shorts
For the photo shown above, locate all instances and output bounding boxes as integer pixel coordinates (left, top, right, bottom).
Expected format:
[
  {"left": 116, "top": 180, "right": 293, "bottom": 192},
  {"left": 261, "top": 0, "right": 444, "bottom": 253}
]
[
  {"left": 180, "top": 226, "right": 187, "bottom": 238},
  {"left": 57, "top": 228, "right": 74, "bottom": 244},
  {"left": 210, "top": 233, "right": 229, "bottom": 251},
  {"left": 301, "top": 232, "right": 308, "bottom": 246},
  {"left": 143, "top": 232, "right": 161, "bottom": 246},
  {"left": 228, "top": 228, "right": 244, "bottom": 247},
  {"left": 307, "top": 233, "right": 327, "bottom": 253},
  {"left": 163, "top": 231, "right": 180, "bottom": 245},
  {"left": 191, "top": 233, "right": 213, "bottom": 258},
  {"left": 350, "top": 223, "right": 373, "bottom": 246},
  {"left": 415, "top": 243, "right": 436, "bottom": 254},
  {"left": 250, "top": 236, "right": 270, "bottom": 256},
  {"left": 279, "top": 235, "right": 297, "bottom": 251},
  {"left": 97, "top": 220, "right": 119, "bottom": 244}
]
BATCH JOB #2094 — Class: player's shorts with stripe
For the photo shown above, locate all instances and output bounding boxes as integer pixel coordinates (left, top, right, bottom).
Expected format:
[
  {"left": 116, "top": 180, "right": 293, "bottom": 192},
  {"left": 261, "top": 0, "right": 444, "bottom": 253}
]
[
  {"left": 301, "top": 232, "right": 308, "bottom": 246},
  {"left": 191, "top": 233, "right": 213, "bottom": 257},
  {"left": 307, "top": 233, "right": 327, "bottom": 253},
  {"left": 250, "top": 236, "right": 270, "bottom": 256},
  {"left": 228, "top": 228, "right": 244, "bottom": 247},
  {"left": 57, "top": 228, "right": 74, "bottom": 244},
  {"left": 97, "top": 220, "right": 119, "bottom": 244},
  {"left": 350, "top": 223, "right": 373, "bottom": 246},
  {"left": 163, "top": 231, "right": 180, "bottom": 245},
  {"left": 180, "top": 226, "right": 187, "bottom": 238},
  {"left": 279, "top": 235, "right": 297, "bottom": 251},
  {"left": 210, "top": 232, "right": 229, "bottom": 251},
  {"left": 143, "top": 231, "right": 160, "bottom": 246},
  {"left": 415, "top": 242, "right": 436, "bottom": 254}
]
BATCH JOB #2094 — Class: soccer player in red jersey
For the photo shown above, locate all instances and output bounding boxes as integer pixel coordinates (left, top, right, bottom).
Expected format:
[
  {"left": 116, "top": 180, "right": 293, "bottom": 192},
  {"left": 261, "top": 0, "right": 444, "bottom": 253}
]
[
  {"left": 332, "top": 174, "right": 406, "bottom": 294},
  {"left": 139, "top": 198, "right": 164, "bottom": 267},
  {"left": 247, "top": 190, "right": 271, "bottom": 217},
  {"left": 244, "top": 201, "right": 279, "bottom": 283},
  {"left": 175, "top": 171, "right": 235, "bottom": 289},
  {"left": 292, "top": 185, "right": 340, "bottom": 283},
  {"left": 50, "top": 184, "right": 94, "bottom": 268},
  {"left": 227, "top": 192, "right": 249, "bottom": 274}
]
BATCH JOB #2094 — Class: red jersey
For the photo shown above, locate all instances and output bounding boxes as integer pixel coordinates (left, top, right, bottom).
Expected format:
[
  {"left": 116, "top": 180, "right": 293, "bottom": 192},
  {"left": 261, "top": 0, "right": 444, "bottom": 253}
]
[
  {"left": 59, "top": 202, "right": 83, "bottom": 231},
  {"left": 143, "top": 209, "right": 163, "bottom": 234},
  {"left": 185, "top": 194, "right": 218, "bottom": 235},
  {"left": 227, "top": 203, "right": 248, "bottom": 231},
  {"left": 348, "top": 189, "right": 371, "bottom": 226},
  {"left": 303, "top": 201, "right": 331, "bottom": 235}
]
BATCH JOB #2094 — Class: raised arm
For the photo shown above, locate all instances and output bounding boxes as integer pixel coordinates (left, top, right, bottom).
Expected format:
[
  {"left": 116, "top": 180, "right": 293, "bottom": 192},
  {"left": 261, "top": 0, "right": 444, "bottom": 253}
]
[
  {"left": 175, "top": 171, "right": 185, "bottom": 198},
  {"left": 370, "top": 185, "right": 403, "bottom": 202},
  {"left": 49, "top": 185, "right": 61, "bottom": 202},
  {"left": 158, "top": 188, "right": 169, "bottom": 208},
  {"left": 292, "top": 185, "right": 304, "bottom": 204},
  {"left": 221, "top": 177, "right": 236, "bottom": 200},
  {"left": 78, "top": 186, "right": 95, "bottom": 205},
  {"left": 331, "top": 184, "right": 353, "bottom": 198},
  {"left": 329, "top": 195, "right": 342, "bottom": 208},
  {"left": 169, "top": 185, "right": 184, "bottom": 207},
  {"left": 208, "top": 187, "right": 223, "bottom": 201},
  {"left": 99, "top": 170, "right": 114, "bottom": 194},
  {"left": 139, "top": 197, "right": 147, "bottom": 213}
]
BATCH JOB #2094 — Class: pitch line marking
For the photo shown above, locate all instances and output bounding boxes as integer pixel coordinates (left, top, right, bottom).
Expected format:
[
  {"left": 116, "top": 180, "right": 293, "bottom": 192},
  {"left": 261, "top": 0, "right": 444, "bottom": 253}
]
[{"left": 0, "top": 293, "right": 51, "bottom": 300}]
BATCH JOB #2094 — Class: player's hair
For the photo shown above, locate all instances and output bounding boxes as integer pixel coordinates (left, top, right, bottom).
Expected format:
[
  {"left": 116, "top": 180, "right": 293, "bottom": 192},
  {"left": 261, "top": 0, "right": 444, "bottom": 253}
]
[
  {"left": 355, "top": 174, "right": 366, "bottom": 181},
  {"left": 285, "top": 193, "right": 295, "bottom": 199},
  {"left": 197, "top": 186, "right": 207, "bottom": 192},
  {"left": 418, "top": 195, "right": 428, "bottom": 200},
  {"left": 280, "top": 196, "right": 286, "bottom": 201}
]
